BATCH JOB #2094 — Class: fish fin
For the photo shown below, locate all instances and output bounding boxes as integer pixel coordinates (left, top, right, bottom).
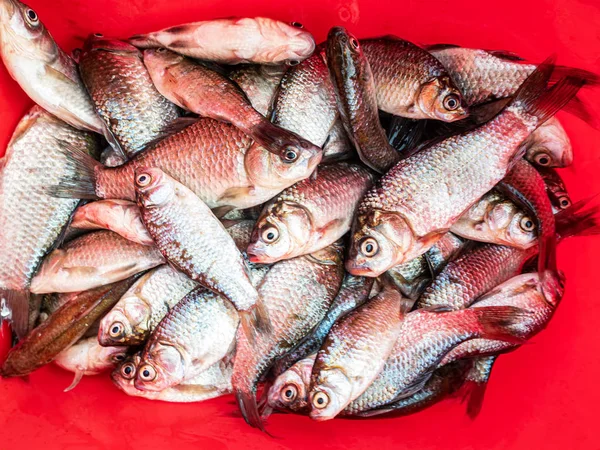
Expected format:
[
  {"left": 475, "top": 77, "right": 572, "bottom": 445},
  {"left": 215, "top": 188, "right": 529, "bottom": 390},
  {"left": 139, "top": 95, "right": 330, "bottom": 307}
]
[
  {"left": 140, "top": 117, "right": 198, "bottom": 151},
  {"left": 395, "top": 372, "right": 433, "bottom": 400},
  {"left": 260, "top": 405, "right": 274, "bottom": 420},
  {"left": 235, "top": 389, "right": 269, "bottom": 433},
  {"left": 475, "top": 306, "right": 531, "bottom": 344},
  {"left": 239, "top": 301, "right": 273, "bottom": 346},
  {"left": 385, "top": 271, "right": 430, "bottom": 301},
  {"left": 218, "top": 187, "right": 255, "bottom": 205},
  {"left": 460, "top": 356, "right": 497, "bottom": 419},
  {"left": 387, "top": 116, "right": 427, "bottom": 156},
  {"left": 484, "top": 49, "right": 526, "bottom": 62},
  {"left": 378, "top": 274, "right": 417, "bottom": 314},
  {"left": 0, "top": 290, "right": 30, "bottom": 340},
  {"left": 510, "top": 55, "right": 585, "bottom": 127},
  {"left": 128, "top": 34, "right": 160, "bottom": 48},
  {"left": 469, "top": 98, "right": 512, "bottom": 124},
  {"left": 562, "top": 96, "right": 600, "bottom": 130},
  {"left": 45, "top": 140, "right": 101, "bottom": 199},
  {"left": 555, "top": 197, "right": 600, "bottom": 239},
  {"left": 423, "top": 43, "right": 461, "bottom": 51},
  {"left": 100, "top": 123, "right": 128, "bottom": 162},
  {"left": 212, "top": 206, "right": 236, "bottom": 219},
  {"left": 64, "top": 369, "right": 85, "bottom": 392},
  {"left": 46, "top": 64, "right": 80, "bottom": 86},
  {"left": 551, "top": 66, "right": 600, "bottom": 88},
  {"left": 248, "top": 120, "right": 291, "bottom": 156}
]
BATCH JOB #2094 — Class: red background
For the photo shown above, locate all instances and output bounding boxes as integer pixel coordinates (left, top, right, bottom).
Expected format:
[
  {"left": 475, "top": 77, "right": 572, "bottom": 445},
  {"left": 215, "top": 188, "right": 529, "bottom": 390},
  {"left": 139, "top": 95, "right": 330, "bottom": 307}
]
[{"left": 1, "top": 0, "right": 599, "bottom": 448}]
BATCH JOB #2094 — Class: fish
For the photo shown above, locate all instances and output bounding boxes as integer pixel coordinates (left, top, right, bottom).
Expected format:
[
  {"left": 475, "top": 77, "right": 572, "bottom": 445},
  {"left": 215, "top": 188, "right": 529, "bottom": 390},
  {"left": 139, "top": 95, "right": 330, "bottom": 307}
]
[
  {"left": 228, "top": 64, "right": 287, "bottom": 116},
  {"left": 67, "top": 199, "right": 154, "bottom": 246},
  {"left": 0, "top": 106, "right": 100, "bottom": 337},
  {"left": 232, "top": 244, "right": 344, "bottom": 430},
  {"left": 450, "top": 189, "right": 538, "bottom": 249},
  {"left": 247, "top": 163, "right": 375, "bottom": 263},
  {"left": 222, "top": 219, "right": 257, "bottom": 251},
  {"left": 326, "top": 27, "right": 400, "bottom": 173},
  {"left": 1, "top": 277, "right": 138, "bottom": 377},
  {"left": 0, "top": 0, "right": 120, "bottom": 153},
  {"left": 129, "top": 18, "right": 315, "bottom": 65},
  {"left": 273, "top": 274, "right": 374, "bottom": 376},
  {"left": 79, "top": 35, "right": 180, "bottom": 158},
  {"left": 134, "top": 168, "right": 265, "bottom": 341},
  {"left": 361, "top": 37, "right": 467, "bottom": 121},
  {"left": 48, "top": 117, "right": 322, "bottom": 211},
  {"left": 458, "top": 355, "right": 497, "bottom": 418},
  {"left": 54, "top": 336, "right": 128, "bottom": 392},
  {"left": 346, "top": 59, "right": 584, "bottom": 276},
  {"left": 307, "top": 282, "right": 413, "bottom": 421},
  {"left": 539, "top": 167, "right": 571, "bottom": 213},
  {"left": 29, "top": 231, "right": 165, "bottom": 294},
  {"left": 342, "top": 305, "right": 529, "bottom": 415},
  {"left": 142, "top": 49, "right": 323, "bottom": 162},
  {"left": 322, "top": 119, "right": 354, "bottom": 162},
  {"left": 133, "top": 287, "right": 239, "bottom": 392},
  {"left": 98, "top": 265, "right": 197, "bottom": 346},
  {"left": 113, "top": 352, "right": 232, "bottom": 402},
  {"left": 267, "top": 353, "right": 317, "bottom": 414},
  {"left": 520, "top": 117, "right": 573, "bottom": 168}
]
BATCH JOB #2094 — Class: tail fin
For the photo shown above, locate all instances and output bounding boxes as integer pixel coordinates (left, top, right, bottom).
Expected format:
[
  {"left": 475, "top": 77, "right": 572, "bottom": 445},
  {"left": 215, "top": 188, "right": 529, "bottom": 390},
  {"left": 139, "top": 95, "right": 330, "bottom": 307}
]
[
  {"left": 563, "top": 96, "right": 600, "bottom": 130},
  {"left": 460, "top": 356, "right": 497, "bottom": 419},
  {"left": 46, "top": 140, "right": 101, "bottom": 200},
  {"left": 475, "top": 306, "right": 531, "bottom": 343},
  {"left": 235, "top": 388, "right": 268, "bottom": 433},
  {"left": 1, "top": 290, "right": 29, "bottom": 340},
  {"left": 551, "top": 66, "right": 600, "bottom": 88},
  {"left": 555, "top": 198, "right": 600, "bottom": 240}
]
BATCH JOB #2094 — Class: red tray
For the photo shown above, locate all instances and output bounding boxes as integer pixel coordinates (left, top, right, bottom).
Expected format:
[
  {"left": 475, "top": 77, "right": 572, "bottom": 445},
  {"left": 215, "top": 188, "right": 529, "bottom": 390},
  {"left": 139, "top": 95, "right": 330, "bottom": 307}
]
[{"left": 1, "top": 0, "right": 599, "bottom": 448}]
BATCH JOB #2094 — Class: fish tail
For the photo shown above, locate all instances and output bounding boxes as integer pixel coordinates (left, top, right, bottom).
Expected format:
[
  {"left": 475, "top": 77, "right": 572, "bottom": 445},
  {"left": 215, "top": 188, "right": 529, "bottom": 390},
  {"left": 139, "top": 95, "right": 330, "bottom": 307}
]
[
  {"left": 474, "top": 306, "right": 531, "bottom": 344},
  {"left": 235, "top": 388, "right": 268, "bottom": 433},
  {"left": 64, "top": 370, "right": 85, "bottom": 392},
  {"left": 460, "top": 356, "right": 497, "bottom": 419},
  {"left": 511, "top": 56, "right": 586, "bottom": 127},
  {"left": 45, "top": 140, "right": 101, "bottom": 200},
  {"left": 0, "top": 289, "right": 29, "bottom": 340},
  {"left": 562, "top": 96, "right": 600, "bottom": 130},
  {"left": 555, "top": 197, "right": 600, "bottom": 240},
  {"left": 551, "top": 66, "right": 600, "bottom": 88},
  {"left": 239, "top": 301, "right": 273, "bottom": 346}
]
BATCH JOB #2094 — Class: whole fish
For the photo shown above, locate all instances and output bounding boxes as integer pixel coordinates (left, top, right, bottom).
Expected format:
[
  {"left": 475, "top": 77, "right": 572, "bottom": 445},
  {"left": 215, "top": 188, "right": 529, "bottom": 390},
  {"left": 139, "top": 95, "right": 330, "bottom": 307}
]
[
  {"left": 451, "top": 190, "right": 538, "bottom": 249},
  {"left": 133, "top": 287, "right": 239, "bottom": 392},
  {"left": 326, "top": 27, "right": 400, "bottom": 173},
  {"left": 98, "top": 265, "right": 197, "bottom": 346},
  {"left": 134, "top": 168, "right": 264, "bottom": 341},
  {"left": 247, "top": 163, "right": 375, "bottom": 263},
  {"left": 232, "top": 244, "right": 344, "bottom": 430},
  {"left": 29, "top": 231, "right": 164, "bottom": 294},
  {"left": 322, "top": 119, "right": 354, "bottom": 162},
  {"left": 67, "top": 199, "right": 154, "bottom": 246},
  {"left": 1, "top": 277, "right": 138, "bottom": 377},
  {"left": 361, "top": 37, "right": 467, "bottom": 121},
  {"left": 49, "top": 118, "right": 322, "bottom": 211},
  {"left": 268, "top": 353, "right": 317, "bottom": 414},
  {"left": 520, "top": 117, "right": 573, "bottom": 168},
  {"left": 0, "top": 106, "right": 100, "bottom": 337},
  {"left": 113, "top": 353, "right": 232, "bottom": 402},
  {"left": 273, "top": 274, "right": 374, "bottom": 376},
  {"left": 539, "top": 167, "right": 571, "bottom": 213},
  {"left": 342, "top": 305, "right": 528, "bottom": 415},
  {"left": 228, "top": 64, "right": 287, "bottom": 116},
  {"left": 308, "top": 283, "right": 413, "bottom": 421},
  {"left": 142, "top": 49, "right": 322, "bottom": 162},
  {"left": 0, "top": 0, "right": 119, "bottom": 151},
  {"left": 129, "top": 17, "right": 315, "bottom": 65},
  {"left": 54, "top": 336, "right": 127, "bottom": 392},
  {"left": 346, "top": 61, "right": 583, "bottom": 276},
  {"left": 79, "top": 35, "right": 180, "bottom": 158}
]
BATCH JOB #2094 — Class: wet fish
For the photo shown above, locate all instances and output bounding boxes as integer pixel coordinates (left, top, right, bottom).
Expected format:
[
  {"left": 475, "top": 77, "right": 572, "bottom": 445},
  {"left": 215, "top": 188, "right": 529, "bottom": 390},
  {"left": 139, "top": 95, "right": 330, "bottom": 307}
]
[
  {"left": 308, "top": 283, "right": 413, "bottom": 421},
  {"left": 54, "top": 336, "right": 127, "bottom": 392},
  {"left": 248, "top": 163, "right": 375, "bottom": 263},
  {"left": 326, "top": 27, "right": 400, "bottom": 173},
  {"left": 98, "top": 265, "right": 197, "bottom": 346},
  {"left": 142, "top": 49, "right": 322, "bottom": 162},
  {"left": 346, "top": 60, "right": 584, "bottom": 276},
  {"left": 1, "top": 277, "right": 138, "bottom": 377},
  {"left": 0, "top": 106, "right": 100, "bottom": 337},
  {"left": 322, "top": 119, "right": 354, "bottom": 162},
  {"left": 29, "top": 231, "right": 165, "bottom": 294},
  {"left": 458, "top": 355, "right": 497, "bottom": 418},
  {"left": 79, "top": 35, "right": 180, "bottom": 158},
  {"left": 129, "top": 17, "right": 315, "bottom": 65},
  {"left": 268, "top": 353, "right": 317, "bottom": 414},
  {"left": 0, "top": 0, "right": 118, "bottom": 149},
  {"left": 222, "top": 219, "right": 256, "bottom": 251},
  {"left": 539, "top": 167, "right": 571, "bottom": 213},
  {"left": 228, "top": 64, "right": 287, "bottom": 116},
  {"left": 133, "top": 287, "right": 239, "bottom": 392},
  {"left": 520, "top": 117, "right": 573, "bottom": 168},
  {"left": 232, "top": 244, "right": 344, "bottom": 430}
]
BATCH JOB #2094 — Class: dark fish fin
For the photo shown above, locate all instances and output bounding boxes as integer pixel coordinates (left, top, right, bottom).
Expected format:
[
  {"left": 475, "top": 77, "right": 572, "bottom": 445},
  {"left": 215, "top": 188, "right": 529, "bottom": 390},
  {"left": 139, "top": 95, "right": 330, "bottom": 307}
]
[
  {"left": 46, "top": 140, "right": 101, "bottom": 200},
  {"left": 387, "top": 116, "right": 427, "bottom": 156},
  {"left": 469, "top": 98, "right": 511, "bottom": 124},
  {"left": 1, "top": 290, "right": 30, "bottom": 340},
  {"left": 49, "top": 200, "right": 87, "bottom": 252},
  {"left": 460, "top": 356, "right": 497, "bottom": 419},
  {"left": 141, "top": 117, "right": 198, "bottom": 150},
  {"left": 64, "top": 369, "right": 84, "bottom": 392},
  {"left": 555, "top": 197, "right": 600, "bottom": 240},
  {"left": 394, "top": 372, "right": 433, "bottom": 400},
  {"left": 249, "top": 120, "right": 290, "bottom": 156},
  {"left": 551, "top": 66, "right": 600, "bottom": 88},
  {"left": 484, "top": 49, "right": 526, "bottom": 62},
  {"left": 128, "top": 34, "right": 160, "bottom": 48},
  {"left": 423, "top": 43, "right": 461, "bottom": 51},
  {"left": 195, "top": 59, "right": 229, "bottom": 78},
  {"left": 239, "top": 301, "right": 273, "bottom": 347},
  {"left": 476, "top": 306, "right": 531, "bottom": 344},
  {"left": 563, "top": 95, "right": 600, "bottom": 130},
  {"left": 100, "top": 123, "right": 128, "bottom": 162},
  {"left": 212, "top": 206, "right": 235, "bottom": 219},
  {"left": 378, "top": 274, "right": 417, "bottom": 314},
  {"left": 235, "top": 389, "right": 269, "bottom": 433}
]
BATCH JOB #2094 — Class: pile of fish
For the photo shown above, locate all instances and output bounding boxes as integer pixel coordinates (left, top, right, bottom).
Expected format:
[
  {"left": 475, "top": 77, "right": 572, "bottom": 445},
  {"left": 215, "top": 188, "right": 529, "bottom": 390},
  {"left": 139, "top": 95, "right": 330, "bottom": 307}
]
[{"left": 1, "top": 0, "right": 599, "bottom": 431}]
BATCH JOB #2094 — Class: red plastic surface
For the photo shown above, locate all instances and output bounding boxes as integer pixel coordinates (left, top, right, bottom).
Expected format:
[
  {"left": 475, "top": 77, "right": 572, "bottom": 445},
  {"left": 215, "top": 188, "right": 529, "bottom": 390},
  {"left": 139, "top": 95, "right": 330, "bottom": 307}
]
[{"left": 1, "top": 0, "right": 599, "bottom": 448}]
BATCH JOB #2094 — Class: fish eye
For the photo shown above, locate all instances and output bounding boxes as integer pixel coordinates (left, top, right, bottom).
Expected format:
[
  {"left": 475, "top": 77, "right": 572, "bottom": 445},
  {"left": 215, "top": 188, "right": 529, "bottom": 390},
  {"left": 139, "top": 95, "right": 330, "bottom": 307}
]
[
  {"left": 533, "top": 152, "right": 551, "bottom": 167},
  {"left": 94, "top": 33, "right": 103, "bottom": 38},
  {"left": 282, "top": 148, "right": 298, "bottom": 163},
  {"left": 157, "top": 48, "right": 167, "bottom": 53},
  {"left": 291, "top": 22, "right": 304, "bottom": 28},
  {"left": 25, "top": 8, "right": 39, "bottom": 25},
  {"left": 136, "top": 173, "right": 152, "bottom": 187},
  {"left": 261, "top": 225, "right": 279, "bottom": 243},
  {"left": 519, "top": 216, "right": 536, "bottom": 232},
  {"left": 120, "top": 362, "right": 136, "bottom": 379},
  {"left": 281, "top": 384, "right": 298, "bottom": 402},
  {"left": 109, "top": 322, "right": 124, "bottom": 338},
  {"left": 443, "top": 94, "right": 461, "bottom": 111},
  {"left": 312, "top": 391, "right": 330, "bottom": 409},
  {"left": 558, "top": 196, "right": 571, "bottom": 209},
  {"left": 112, "top": 353, "right": 126, "bottom": 363},
  {"left": 288, "top": 60, "right": 300, "bottom": 66},
  {"left": 350, "top": 37, "right": 360, "bottom": 49},
  {"left": 360, "top": 237, "right": 379, "bottom": 257},
  {"left": 139, "top": 364, "right": 157, "bottom": 381}
]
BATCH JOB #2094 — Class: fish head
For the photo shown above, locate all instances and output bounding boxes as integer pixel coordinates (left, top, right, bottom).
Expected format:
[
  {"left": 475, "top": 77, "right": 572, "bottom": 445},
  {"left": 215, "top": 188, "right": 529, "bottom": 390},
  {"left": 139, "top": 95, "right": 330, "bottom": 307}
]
[
  {"left": 251, "top": 18, "right": 315, "bottom": 65},
  {"left": 82, "top": 33, "right": 141, "bottom": 56},
  {"left": 90, "top": 345, "right": 129, "bottom": 373},
  {"left": 0, "top": 0, "right": 57, "bottom": 63},
  {"left": 417, "top": 76, "right": 468, "bottom": 122},
  {"left": 111, "top": 353, "right": 141, "bottom": 389},
  {"left": 524, "top": 118, "right": 573, "bottom": 168},
  {"left": 326, "top": 26, "right": 363, "bottom": 71},
  {"left": 134, "top": 167, "right": 175, "bottom": 208},
  {"left": 538, "top": 168, "right": 571, "bottom": 213},
  {"left": 134, "top": 342, "right": 184, "bottom": 392},
  {"left": 346, "top": 210, "right": 416, "bottom": 277},
  {"left": 142, "top": 47, "right": 185, "bottom": 77},
  {"left": 247, "top": 202, "right": 311, "bottom": 263},
  {"left": 267, "top": 367, "right": 311, "bottom": 413},
  {"left": 308, "top": 368, "right": 352, "bottom": 421},
  {"left": 484, "top": 200, "right": 537, "bottom": 249},
  {"left": 98, "top": 298, "right": 150, "bottom": 346}
]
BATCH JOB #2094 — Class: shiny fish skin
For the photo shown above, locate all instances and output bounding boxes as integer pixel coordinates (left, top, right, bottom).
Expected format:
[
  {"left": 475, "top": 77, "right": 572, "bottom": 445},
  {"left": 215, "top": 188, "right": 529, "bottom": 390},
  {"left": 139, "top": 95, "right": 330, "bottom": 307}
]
[
  {"left": 322, "top": 119, "right": 354, "bottom": 162},
  {"left": 232, "top": 245, "right": 344, "bottom": 430},
  {"left": 129, "top": 17, "right": 315, "bottom": 65},
  {"left": 29, "top": 231, "right": 165, "bottom": 294},
  {"left": 223, "top": 219, "right": 256, "bottom": 251},
  {"left": 268, "top": 353, "right": 317, "bottom": 413},
  {"left": 248, "top": 163, "right": 375, "bottom": 263},
  {"left": 134, "top": 287, "right": 239, "bottom": 392},
  {"left": 521, "top": 117, "right": 573, "bottom": 168},
  {"left": 98, "top": 265, "right": 197, "bottom": 347},
  {"left": 228, "top": 64, "right": 287, "bottom": 116},
  {"left": 308, "top": 284, "right": 409, "bottom": 421},
  {"left": 79, "top": 36, "right": 180, "bottom": 158}
]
